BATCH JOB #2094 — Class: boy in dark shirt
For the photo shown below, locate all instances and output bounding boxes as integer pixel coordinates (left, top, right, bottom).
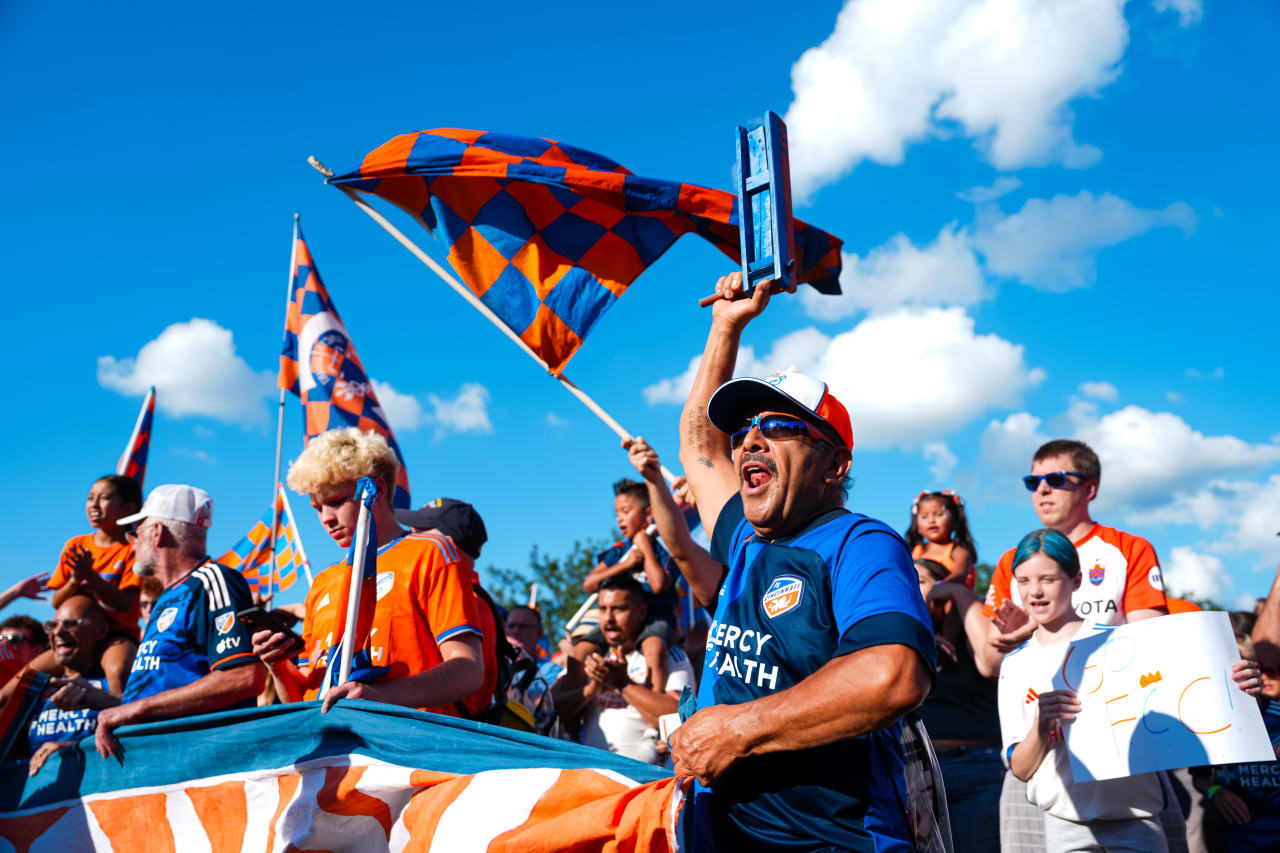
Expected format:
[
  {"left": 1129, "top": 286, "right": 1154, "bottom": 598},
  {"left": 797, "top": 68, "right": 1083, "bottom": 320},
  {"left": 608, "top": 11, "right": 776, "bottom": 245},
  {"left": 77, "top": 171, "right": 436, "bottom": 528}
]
[{"left": 575, "top": 479, "right": 679, "bottom": 707}]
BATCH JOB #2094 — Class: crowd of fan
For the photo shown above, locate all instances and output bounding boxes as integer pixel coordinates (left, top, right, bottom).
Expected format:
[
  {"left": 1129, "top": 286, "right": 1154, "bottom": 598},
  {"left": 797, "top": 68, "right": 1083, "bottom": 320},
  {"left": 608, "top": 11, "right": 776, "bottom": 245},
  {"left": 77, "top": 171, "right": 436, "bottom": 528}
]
[{"left": 2, "top": 279, "right": 1278, "bottom": 853}]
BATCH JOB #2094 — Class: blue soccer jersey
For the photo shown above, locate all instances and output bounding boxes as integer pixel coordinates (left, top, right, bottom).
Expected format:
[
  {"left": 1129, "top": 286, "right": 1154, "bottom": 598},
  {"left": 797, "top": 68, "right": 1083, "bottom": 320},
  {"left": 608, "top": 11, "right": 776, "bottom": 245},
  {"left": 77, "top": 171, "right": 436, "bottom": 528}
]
[
  {"left": 27, "top": 669, "right": 107, "bottom": 750},
  {"left": 690, "top": 495, "right": 936, "bottom": 852},
  {"left": 122, "top": 561, "right": 257, "bottom": 707}
]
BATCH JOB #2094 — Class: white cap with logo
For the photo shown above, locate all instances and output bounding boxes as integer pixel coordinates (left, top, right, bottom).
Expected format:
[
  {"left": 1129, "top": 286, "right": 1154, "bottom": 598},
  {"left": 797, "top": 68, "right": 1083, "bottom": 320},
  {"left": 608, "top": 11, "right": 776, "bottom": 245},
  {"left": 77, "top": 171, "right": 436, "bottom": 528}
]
[{"left": 118, "top": 484, "right": 214, "bottom": 528}]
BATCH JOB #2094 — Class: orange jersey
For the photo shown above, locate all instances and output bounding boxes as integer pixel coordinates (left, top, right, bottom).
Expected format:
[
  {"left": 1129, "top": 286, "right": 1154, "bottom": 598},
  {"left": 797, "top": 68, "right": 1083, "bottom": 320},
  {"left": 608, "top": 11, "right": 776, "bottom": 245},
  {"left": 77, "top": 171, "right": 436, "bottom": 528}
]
[
  {"left": 301, "top": 532, "right": 493, "bottom": 716},
  {"left": 50, "top": 534, "right": 141, "bottom": 639},
  {"left": 984, "top": 524, "right": 1167, "bottom": 624},
  {"left": 911, "top": 542, "right": 975, "bottom": 588}
]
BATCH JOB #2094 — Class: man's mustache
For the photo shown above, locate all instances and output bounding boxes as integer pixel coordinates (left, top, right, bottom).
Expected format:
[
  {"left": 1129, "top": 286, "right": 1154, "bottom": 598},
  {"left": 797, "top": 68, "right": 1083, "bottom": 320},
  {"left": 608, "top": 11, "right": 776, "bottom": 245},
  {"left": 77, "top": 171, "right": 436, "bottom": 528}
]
[{"left": 738, "top": 453, "right": 778, "bottom": 484}]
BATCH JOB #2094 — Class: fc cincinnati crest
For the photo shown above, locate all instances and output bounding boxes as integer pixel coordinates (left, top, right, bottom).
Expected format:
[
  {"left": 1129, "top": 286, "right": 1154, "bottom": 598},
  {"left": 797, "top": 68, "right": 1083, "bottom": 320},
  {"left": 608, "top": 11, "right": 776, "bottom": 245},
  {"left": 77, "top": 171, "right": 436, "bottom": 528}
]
[
  {"left": 215, "top": 612, "right": 235, "bottom": 634},
  {"left": 376, "top": 572, "right": 395, "bottom": 600},
  {"left": 1147, "top": 566, "right": 1164, "bottom": 591},
  {"left": 762, "top": 575, "right": 804, "bottom": 619},
  {"left": 1088, "top": 562, "right": 1105, "bottom": 586},
  {"left": 156, "top": 607, "right": 178, "bottom": 632}
]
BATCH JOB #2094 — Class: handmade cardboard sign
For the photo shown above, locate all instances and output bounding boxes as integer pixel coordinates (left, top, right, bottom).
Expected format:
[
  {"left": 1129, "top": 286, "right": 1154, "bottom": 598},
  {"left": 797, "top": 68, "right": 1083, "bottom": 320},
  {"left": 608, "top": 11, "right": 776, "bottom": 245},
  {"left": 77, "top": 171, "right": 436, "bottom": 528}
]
[{"left": 1059, "top": 611, "right": 1273, "bottom": 780}]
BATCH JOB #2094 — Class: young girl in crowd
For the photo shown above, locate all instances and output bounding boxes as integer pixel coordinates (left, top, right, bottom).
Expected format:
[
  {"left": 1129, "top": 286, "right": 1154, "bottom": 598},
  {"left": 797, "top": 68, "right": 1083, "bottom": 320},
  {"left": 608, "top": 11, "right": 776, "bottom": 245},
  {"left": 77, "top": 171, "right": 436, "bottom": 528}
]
[
  {"left": 997, "top": 529, "right": 1263, "bottom": 852},
  {"left": 906, "top": 490, "right": 977, "bottom": 587},
  {"left": 42, "top": 475, "right": 143, "bottom": 693}
]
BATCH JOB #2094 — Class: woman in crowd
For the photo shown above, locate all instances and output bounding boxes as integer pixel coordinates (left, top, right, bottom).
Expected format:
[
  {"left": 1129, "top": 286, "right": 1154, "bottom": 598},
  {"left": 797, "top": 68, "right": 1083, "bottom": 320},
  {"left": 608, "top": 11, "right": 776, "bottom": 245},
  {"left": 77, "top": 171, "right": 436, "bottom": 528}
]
[
  {"left": 42, "top": 475, "right": 143, "bottom": 693},
  {"left": 906, "top": 490, "right": 978, "bottom": 587},
  {"left": 917, "top": 558, "right": 1004, "bottom": 851}
]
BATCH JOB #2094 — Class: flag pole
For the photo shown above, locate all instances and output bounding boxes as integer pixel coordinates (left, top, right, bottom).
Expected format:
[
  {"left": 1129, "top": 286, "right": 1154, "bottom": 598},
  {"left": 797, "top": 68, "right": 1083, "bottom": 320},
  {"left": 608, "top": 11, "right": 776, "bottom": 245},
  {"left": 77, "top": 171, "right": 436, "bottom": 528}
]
[
  {"left": 279, "top": 485, "right": 314, "bottom": 587},
  {"left": 314, "top": 166, "right": 678, "bottom": 487},
  {"left": 116, "top": 385, "right": 155, "bottom": 480},
  {"left": 269, "top": 215, "right": 299, "bottom": 600},
  {"left": 336, "top": 494, "right": 373, "bottom": 688}
]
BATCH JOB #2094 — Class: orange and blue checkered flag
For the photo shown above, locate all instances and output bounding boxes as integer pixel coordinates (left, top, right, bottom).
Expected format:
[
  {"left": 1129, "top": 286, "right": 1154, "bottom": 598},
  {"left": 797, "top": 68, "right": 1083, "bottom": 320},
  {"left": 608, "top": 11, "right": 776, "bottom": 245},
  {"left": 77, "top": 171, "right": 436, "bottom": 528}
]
[
  {"left": 329, "top": 129, "right": 843, "bottom": 375},
  {"left": 277, "top": 223, "right": 411, "bottom": 508},
  {"left": 115, "top": 386, "right": 155, "bottom": 489},
  {"left": 217, "top": 485, "right": 312, "bottom": 597}
]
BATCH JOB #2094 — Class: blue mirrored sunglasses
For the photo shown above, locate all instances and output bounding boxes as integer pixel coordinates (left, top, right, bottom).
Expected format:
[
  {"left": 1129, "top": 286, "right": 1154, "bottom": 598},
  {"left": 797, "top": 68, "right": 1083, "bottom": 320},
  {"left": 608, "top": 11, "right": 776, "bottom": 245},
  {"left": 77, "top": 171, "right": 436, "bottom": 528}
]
[
  {"left": 1022, "top": 471, "right": 1083, "bottom": 491},
  {"left": 730, "top": 413, "right": 832, "bottom": 449}
]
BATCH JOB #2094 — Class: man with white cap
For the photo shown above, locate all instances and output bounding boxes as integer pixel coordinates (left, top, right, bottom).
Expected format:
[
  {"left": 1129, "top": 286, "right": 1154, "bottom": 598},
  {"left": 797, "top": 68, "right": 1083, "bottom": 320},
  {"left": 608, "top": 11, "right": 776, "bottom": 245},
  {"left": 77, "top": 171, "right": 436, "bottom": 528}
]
[
  {"left": 669, "top": 273, "right": 937, "bottom": 852},
  {"left": 93, "top": 485, "right": 264, "bottom": 759}
]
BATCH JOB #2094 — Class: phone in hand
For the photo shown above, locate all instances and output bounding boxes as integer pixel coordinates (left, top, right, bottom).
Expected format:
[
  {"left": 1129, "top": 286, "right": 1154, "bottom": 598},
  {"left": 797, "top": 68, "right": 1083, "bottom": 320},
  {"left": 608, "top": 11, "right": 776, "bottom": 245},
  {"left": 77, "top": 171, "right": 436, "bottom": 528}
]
[{"left": 236, "top": 607, "right": 303, "bottom": 651}]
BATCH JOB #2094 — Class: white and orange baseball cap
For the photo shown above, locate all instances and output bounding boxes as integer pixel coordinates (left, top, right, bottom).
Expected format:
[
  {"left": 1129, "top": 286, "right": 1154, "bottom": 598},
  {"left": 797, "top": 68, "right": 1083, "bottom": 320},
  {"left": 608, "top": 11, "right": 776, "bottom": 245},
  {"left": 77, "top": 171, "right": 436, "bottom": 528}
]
[
  {"left": 118, "top": 484, "right": 215, "bottom": 528},
  {"left": 707, "top": 368, "right": 854, "bottom": 450}
]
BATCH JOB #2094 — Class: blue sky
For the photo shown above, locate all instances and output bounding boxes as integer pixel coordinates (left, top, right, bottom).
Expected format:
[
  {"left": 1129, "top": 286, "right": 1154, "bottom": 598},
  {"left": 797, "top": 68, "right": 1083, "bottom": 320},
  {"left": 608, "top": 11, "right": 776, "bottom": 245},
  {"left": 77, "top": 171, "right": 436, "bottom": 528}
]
[{"left": 2, "top": 0, "right": 1276, "bottom": 621}]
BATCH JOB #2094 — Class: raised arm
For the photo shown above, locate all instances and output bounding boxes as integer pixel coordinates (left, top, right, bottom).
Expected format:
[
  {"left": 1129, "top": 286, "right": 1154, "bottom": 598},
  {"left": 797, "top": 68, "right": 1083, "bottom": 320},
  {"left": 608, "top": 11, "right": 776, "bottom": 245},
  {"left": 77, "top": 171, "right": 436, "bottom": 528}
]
[
  {"left": 678, "top": 273, "right": 773, "bottom": 535},
  {"left": 625, "top": 437, "right": 723, "bottom": 607}
]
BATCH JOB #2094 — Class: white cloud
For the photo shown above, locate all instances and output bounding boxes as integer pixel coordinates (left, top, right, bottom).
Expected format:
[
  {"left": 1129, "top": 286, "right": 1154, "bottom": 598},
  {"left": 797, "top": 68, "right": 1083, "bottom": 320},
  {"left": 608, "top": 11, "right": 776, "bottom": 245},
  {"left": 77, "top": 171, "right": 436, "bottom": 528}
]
[
  {"left": 642, "top": 328, "right": 831, "bottom": 406},
  {"left": 1152, "top": 0, "right": 1202, "bottom": 27},
  {"left": 1185, "top": 366, "right": 1224, "bottom": 380},
  {"left": 785, "top": 0, "right": 1131, "bottom": 199},
  {"left": 173, "top": 447, "right": 215, "bottom": 465},
  {"left": 1165, "top": 391, "right": 1183, "bottom": 404},
  {"left": 1078, "top": 381, "right": 1118, "bottom": 402},
  {"left": 545, "top": 412, "right": 570, "bottom": 428},
  {"left": 98, "top": 318, "right": 274, "bottom": 424},
  {"left": 979, "top": 411, "right": 1050, "bottom": 482},
  {"left": 973, "top": 191, "right": 1196, "bottom": 291},
  {"left": 957, "top": 177, "right": 1022, "bottom": 205},
  {"left": 370, "top": 379, "right": 493, "bottom": 440},
  {"left": 923, "top": 442, "right": 958, "bottom": 482},
  {"left": 370, "top": 379, "right": 428, "bottom": 432},
  {"left": 1125, "top": 475, "right": 1280, "bottom": 567},
  {"left": 646, "top": 308, "right": 1043, "bottom": 449},
  {"left": 1076, "top": 406, "right": 1280, "bottom": 514},
  {"left": 427, "top": 383, "right": 492, "bottom": 439},
  {"left": 800, "top": 224, "right": 986, "bottom": 319},
  {"left": 1164, "top": 547, "right": 1229, "bottom": 602}
]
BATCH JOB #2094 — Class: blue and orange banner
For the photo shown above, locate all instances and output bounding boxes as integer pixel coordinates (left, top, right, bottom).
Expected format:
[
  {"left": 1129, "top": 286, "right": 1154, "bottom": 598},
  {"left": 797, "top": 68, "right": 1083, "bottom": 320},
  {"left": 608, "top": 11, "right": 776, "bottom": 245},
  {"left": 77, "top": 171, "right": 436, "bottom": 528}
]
[
  {"left": 329, "top": 129, "right": 844, "bottom": 375},
  {"left": 1, "top": 701, "right": 683, "bottom": 851},
  {"left": 216, "top": 484, "right": 311, "bottom": 597},
  {"left": 115, "top": 386, "right": 154, "bottom": 489},
  {"left": 278, "top": 222, "right": 411, "bottom": 507}
]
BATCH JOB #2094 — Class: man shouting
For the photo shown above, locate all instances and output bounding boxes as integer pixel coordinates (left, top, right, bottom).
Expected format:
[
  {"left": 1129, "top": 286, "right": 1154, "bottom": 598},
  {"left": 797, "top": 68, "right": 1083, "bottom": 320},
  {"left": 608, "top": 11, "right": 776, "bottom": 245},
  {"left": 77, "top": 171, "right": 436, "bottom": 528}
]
[{"left": 671, "top": 273, "right": 937, "bottom": 852}]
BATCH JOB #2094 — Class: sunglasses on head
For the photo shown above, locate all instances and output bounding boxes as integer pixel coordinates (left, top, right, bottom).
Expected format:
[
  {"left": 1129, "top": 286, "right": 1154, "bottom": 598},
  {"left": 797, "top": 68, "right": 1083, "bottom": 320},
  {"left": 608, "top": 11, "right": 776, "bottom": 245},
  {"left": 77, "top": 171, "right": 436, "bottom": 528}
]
[
  {"left": 730, "top": 412, "right": 833, "bottom": 450},
  {"left": 1022, "top": 471, "right": 1084, "bottom": 491}
]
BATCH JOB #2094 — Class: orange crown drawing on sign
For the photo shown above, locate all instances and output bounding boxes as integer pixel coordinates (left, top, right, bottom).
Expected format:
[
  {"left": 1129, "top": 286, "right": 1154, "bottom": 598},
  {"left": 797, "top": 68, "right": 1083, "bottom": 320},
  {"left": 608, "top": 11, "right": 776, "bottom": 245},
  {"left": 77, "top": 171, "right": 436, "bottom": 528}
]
[{"left": 1140, "top": 671, "right": 1163, "bottom": 688}]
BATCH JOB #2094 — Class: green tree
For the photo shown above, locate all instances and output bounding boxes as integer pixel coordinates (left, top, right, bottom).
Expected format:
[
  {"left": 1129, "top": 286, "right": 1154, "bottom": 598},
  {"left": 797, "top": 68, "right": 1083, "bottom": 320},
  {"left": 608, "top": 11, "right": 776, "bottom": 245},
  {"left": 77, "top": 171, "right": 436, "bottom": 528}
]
[
  {"left": 972, "top": 562, "right": 994, "bottom": 601},
  {"left": 484, "top": 534, "right": 613, "bottom": 636}
]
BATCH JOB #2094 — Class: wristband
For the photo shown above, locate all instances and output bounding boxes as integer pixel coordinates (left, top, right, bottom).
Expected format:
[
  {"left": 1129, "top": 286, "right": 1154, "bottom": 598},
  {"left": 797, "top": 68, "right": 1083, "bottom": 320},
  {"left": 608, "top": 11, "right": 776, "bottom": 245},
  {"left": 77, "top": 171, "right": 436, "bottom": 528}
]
[{"left": 1206, "top": 784, "right": 1224, "bottom": 799}]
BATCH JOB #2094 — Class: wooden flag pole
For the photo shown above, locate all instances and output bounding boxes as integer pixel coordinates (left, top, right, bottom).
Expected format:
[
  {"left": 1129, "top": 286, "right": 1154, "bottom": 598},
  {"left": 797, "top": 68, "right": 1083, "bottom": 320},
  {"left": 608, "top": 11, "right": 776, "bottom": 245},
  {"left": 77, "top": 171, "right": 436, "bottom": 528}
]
[
  {"left": 313, "top": 164, "right": 678, "bottom": 486},
  {"left": 268, "top": 215, "right": 299, "bottom": 600}
]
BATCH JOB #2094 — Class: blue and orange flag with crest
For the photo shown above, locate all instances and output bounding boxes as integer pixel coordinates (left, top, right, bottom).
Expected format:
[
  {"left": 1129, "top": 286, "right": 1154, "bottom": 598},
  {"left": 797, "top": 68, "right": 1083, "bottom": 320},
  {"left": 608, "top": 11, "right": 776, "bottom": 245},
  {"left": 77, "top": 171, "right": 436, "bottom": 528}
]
[
  {"left": 115, "top": 385, "right": 155, "bottom": 489},
  {"left": 329, "top": 129, "right": 843, "bottom": 375},
  {"left": 278, "top": 222, "right": 411, "bottom": 508},
  {"left": 217, "top": 484, "right": 311, "bottom": 597}
]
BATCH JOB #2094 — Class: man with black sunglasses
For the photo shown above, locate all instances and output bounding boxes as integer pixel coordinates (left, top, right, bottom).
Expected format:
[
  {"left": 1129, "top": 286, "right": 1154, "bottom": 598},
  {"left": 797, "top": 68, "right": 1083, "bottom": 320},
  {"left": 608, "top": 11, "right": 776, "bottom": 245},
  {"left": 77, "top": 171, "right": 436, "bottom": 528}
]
[
  {"left": 669, "top": 272, "right": 937, "bottom": 852},
  {"left": 983, "top": 438, "right": 1168, "bottom": 642}
]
